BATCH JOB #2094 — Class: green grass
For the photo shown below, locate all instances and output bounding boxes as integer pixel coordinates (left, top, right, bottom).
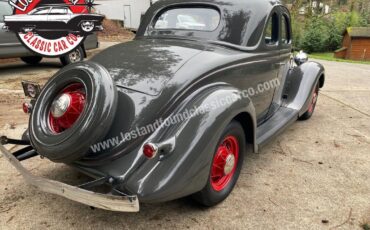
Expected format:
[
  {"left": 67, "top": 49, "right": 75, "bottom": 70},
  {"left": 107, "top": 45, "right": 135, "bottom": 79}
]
[
  {"left": 362, "top": 223, "right": 370, "bottom": 230},
  {"left": 309, "top": 52, "right": 370, "bottom": 65}
]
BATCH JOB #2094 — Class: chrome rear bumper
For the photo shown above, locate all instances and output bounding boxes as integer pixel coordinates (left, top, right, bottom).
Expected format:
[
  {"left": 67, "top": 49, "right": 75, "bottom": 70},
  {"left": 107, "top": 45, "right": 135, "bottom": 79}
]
[{"left": 0, "top": 144, "right": 139, "bottom": 212}]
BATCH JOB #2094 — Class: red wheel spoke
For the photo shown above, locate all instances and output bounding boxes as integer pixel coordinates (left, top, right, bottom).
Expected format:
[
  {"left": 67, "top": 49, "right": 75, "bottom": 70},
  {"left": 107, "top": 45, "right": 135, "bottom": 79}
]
[
  {"left": 213, "top": 163, "right": 224, "bottom": 170},
  {"left": 308, "top": 89, "right": 318, "bottom": 113},
  {"left": 211, "top": 172, "right": 223, "bottom": 179}
]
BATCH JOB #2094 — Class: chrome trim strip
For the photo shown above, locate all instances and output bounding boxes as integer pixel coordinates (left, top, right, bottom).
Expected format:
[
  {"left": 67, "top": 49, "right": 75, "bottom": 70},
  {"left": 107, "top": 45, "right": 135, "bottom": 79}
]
[{"left": 0, "top": 43, "right": 22, "bottom": 47}]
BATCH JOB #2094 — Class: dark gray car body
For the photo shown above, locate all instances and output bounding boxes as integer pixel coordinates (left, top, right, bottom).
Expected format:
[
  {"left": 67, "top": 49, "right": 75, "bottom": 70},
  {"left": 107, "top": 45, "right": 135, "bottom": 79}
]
[
  {"left": 51, "top": 0, "right": 325, "bottom": 203},
  {"left": 16, "top": 0, "right": 325, "bottom": 204}
]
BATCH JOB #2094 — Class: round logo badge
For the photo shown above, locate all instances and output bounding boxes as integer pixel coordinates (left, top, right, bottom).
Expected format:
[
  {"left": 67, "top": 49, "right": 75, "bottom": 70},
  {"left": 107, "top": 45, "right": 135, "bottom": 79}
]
[{"left": 4, "top": 0, "right": 103, "bottom": 57}]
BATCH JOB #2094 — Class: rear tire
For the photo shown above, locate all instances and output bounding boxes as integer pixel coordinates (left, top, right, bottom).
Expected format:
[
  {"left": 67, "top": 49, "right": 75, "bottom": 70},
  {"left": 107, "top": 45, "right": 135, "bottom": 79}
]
[
  {"left": 60, "top": 47, "right": 84, "bottom": 66},
  {"left": 192, "top": 121, "right": 245, "bottom": 206},
  {"left": 20, "top": 56, "right": 42, "bottom": 65},
  {"left": 29, "top": 62, "right": 118, "bottom": 163},
  {"left": 21, "top": 129, "right": 29, "bottom": 142},
  {"left": 299, "top": 83, "right": 319, "bottom": 121}
]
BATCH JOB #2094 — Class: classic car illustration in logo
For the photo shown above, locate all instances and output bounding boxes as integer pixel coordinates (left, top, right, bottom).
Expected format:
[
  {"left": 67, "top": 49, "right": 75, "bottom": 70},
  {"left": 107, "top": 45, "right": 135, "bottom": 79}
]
[
  {"left": 4, "top": 5, "right": 104, "bottom": 34},
  {"left": 1, "top": 0, "right": 104, "bottom": 57}
]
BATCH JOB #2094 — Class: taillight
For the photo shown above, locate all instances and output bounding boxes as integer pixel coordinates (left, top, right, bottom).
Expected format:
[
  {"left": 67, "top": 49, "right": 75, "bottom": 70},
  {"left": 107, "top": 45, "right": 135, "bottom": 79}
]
[
  {"left": 143, "top": 143, "right": 158, "bottom": 159},
  {"left": 22, "top": 102, "right": 32, "bottom": 114}
]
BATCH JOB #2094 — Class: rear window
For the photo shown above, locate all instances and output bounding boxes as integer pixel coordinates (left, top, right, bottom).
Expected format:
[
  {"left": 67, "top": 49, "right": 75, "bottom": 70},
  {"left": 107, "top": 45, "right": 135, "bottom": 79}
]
[
  {"left": 50, "top": 7, "right": 68, "bottom": 15},
  {"left": 153, "top": 7, "right": 220, "bottom": 32}
]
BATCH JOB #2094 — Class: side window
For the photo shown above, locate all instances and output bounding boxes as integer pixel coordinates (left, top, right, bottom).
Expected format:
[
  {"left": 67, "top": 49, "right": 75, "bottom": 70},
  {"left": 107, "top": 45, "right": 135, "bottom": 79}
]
[
  {"left": 281, "top": 14, "right": 290, "bottom": 44},
  {"left": 265, "top": 12, "right": 279, "bottom": 45},
  {"left": 50, "top": 8, "right": 67, "bottom": 15},
  {"left": 34, "top": 8, "right": 51, "bottom": 15}
]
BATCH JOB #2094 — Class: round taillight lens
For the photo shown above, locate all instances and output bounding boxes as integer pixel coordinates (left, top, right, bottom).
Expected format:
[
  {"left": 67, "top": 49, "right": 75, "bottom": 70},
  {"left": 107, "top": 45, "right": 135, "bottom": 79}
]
[
  {"left": 143, "top": 143, "right": 158, "bottom": 159},
  {"left": 22, "top": 102, "right": 32, "bottom": 114}
]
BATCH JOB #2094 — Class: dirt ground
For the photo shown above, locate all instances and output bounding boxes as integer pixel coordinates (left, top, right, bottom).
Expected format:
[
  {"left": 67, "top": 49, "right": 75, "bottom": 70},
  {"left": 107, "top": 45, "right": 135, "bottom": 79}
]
[{"left": 0, "top": 43, "right": 369, "bottom": 230}]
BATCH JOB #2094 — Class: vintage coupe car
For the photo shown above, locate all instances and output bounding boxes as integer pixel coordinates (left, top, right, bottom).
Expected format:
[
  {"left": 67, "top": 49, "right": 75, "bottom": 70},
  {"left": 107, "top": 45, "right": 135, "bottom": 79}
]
[
  {"left": 3, "top": 5, "right": 104, "bottom": 34},
  {"left": 0, "top": 0, "right": 324, "bottom": 212}
]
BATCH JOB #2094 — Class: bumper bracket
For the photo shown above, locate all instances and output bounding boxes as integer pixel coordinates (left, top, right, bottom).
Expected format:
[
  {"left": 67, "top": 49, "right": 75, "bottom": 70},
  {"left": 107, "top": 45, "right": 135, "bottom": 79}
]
[{"left": 0, "top": 143, "right": 139, "bottom": 212}]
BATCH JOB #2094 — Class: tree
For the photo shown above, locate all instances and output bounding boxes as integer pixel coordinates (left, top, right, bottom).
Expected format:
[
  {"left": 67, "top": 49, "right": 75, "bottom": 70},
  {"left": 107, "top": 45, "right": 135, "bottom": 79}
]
[{"left": 300, "top": 17, "right": 328, "bottom": 53}]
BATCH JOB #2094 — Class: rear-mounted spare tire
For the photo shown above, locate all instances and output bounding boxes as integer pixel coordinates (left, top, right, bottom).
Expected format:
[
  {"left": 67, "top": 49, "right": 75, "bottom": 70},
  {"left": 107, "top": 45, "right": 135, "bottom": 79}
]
[{"left": 29, "top": 62, "right": 118, "bottom": 163}]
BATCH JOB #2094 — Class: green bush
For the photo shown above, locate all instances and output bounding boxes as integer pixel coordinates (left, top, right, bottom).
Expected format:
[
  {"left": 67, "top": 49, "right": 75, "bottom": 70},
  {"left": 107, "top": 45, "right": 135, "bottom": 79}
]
[
  {"left": 299, "top": 17, "right": 328, "bottom": 53},
  {"left": 297, "top": 11, "right": 369, "bottom": 53},
  {"left": 291, "top": 15, "right": 303, "bottom": 49},
  {"left": 326, "top": 19, "right": 343, "bottom": 51}
]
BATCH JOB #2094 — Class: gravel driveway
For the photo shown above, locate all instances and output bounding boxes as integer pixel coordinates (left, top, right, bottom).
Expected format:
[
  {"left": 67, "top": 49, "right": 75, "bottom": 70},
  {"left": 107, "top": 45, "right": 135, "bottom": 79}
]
[{"left": 0, "top": 49, "right": 369, "bottom": 230}]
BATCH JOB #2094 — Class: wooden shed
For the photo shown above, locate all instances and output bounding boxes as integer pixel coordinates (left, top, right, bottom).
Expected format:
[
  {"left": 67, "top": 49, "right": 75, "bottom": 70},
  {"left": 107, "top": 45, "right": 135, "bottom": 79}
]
[{"left": 334, "top": 27, "right": 370, "bottom": 61}]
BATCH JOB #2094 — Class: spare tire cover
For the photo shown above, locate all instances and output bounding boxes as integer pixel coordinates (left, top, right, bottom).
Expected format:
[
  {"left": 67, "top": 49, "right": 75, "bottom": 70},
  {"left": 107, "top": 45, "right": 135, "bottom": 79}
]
[{"left": 29, "top": 61, "right": 118, "bottom": 163}]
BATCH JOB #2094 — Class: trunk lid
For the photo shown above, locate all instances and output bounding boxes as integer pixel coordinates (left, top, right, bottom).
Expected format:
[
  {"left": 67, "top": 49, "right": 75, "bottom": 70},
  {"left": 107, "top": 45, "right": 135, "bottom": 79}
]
[{"left": 91, "top": 38, "right": 204, "bottom": 96}]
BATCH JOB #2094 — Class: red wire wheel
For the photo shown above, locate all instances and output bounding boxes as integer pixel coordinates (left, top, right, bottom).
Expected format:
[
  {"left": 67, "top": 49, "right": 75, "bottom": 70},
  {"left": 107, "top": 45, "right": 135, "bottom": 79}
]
[
  {"left": 307, "top": 85, "right": 319, "bottom": 114},
  {"left": 192, "top": 121, "right": 245, "bottom": 206},
  {"left": 29, "top": 62, "right": 118, "bottom": 163},
  {"left": 49, "top": 83, "right": 86, "bottom": 133},
  {"left": 299, "top": 83, "right": 320, "bottom": 120},
  {"left": 210, "top": 135, "right": 239, "bottom": 191}
]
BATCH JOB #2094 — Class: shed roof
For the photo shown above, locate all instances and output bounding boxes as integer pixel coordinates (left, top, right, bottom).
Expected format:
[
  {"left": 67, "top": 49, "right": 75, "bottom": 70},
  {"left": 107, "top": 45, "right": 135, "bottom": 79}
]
[{"left": 346, "top": 27, "right": 370, "bottom": 38}]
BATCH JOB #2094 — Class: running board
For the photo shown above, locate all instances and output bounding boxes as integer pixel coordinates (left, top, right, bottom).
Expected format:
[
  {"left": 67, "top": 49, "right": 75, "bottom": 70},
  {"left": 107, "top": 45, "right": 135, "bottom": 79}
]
[{"left": 256, "top": 107, "right": 299, "bottom": 148}]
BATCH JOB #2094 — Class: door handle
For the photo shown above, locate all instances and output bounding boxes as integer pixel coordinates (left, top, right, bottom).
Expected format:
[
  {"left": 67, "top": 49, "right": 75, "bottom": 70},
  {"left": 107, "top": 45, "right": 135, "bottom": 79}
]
[{"left": 276, "top": 62, "right": 286, "bottom": 66}]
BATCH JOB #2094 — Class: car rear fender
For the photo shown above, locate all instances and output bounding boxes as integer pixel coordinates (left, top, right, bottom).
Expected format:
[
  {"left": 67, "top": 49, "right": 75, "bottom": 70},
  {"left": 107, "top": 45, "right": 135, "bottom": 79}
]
[
  {"left": 68, "top": 15, "right": 100, "bottom": 28},
  {"left": 283, "top": 61, "right": 325, "bottom": 116},
  {"left": 124, "top": 85, "right": 256, "bottom": 203}
]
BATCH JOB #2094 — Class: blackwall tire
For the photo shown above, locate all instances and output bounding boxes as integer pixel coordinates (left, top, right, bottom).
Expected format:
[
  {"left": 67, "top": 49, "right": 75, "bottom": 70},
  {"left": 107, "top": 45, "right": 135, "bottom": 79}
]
[
  {"left": 21, "top": 129, "right": 30, "bottom": 142},
  {"left": 20, "top": 56, "right": 43, "bottom": 65},
  {"left": 60, "top": 46, "right": 84, "bottom": 66},
  {"left": 192, "top": 121, "right": 245, "bottom": 206},
  {"left": 29, "top": 62, "right": 118, "bottom": 163}
]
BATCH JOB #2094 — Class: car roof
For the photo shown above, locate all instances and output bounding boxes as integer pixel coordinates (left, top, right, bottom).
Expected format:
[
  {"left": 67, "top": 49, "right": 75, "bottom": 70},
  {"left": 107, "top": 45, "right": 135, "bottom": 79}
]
[
  {"left": 34, "top": 6, "right": 51, "bottom": 10},
  {"left": 137, "top": 0, "right": 285, "bottom": 47},
  {"left": 50, "top": 6, "right": 70, "bottom": 10},
  {"left": 30, "top": 5, "right": 72, "bottom": 13},
  {"left": 34, "top": 5, "right": 70, "bottom": 9}
]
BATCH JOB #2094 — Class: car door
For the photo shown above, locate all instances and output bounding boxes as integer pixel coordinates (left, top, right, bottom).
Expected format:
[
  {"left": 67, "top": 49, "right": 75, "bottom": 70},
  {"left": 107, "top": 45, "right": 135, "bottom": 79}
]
[
  {"left": 0, "top": 2, "right": 29, "bottom": 58},
  {"left": 265, "top": 7, "right": 293, "bottom": 117},
  {"left": 252, "top": 10, "right": 282, "bottom": 124}
]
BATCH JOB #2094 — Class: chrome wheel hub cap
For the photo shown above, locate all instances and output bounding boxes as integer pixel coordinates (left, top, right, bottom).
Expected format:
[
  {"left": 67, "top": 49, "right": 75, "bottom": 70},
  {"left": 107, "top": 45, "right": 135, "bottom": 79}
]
[
  {"left": 224, "top": 154, "right": 235, "bottom": 175},
  {"left": 50, "top": 94, "right": 71, "bottom": 118},
  {"left": 81, "top": 21, "right": 94, "bottom": 32},
  {"left": 69, "top": 50, "right": 81, "bottom": 63}
]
